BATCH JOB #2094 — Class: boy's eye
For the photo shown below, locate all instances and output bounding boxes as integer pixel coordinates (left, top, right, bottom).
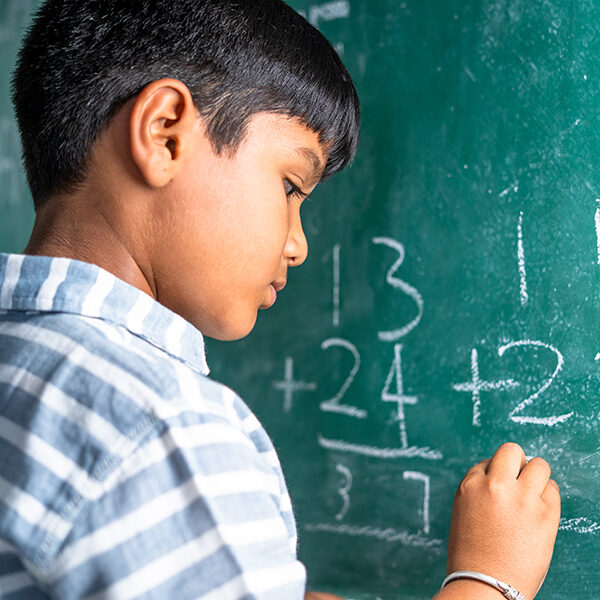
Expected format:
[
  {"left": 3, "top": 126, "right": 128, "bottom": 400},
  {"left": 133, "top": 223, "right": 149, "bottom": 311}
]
[{"left": 284, "top": 179, "right": 307, "bottom": 200}]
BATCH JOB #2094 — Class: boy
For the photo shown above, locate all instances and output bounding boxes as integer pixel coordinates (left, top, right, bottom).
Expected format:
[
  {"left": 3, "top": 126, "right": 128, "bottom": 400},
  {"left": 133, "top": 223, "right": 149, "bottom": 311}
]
[{"left": 0, "top": 1, "right": 559, "bottom": 599}]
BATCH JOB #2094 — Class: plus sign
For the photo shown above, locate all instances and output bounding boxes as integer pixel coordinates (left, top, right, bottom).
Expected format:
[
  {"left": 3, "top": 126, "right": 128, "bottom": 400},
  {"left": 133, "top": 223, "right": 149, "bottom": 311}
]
[
  {"left": 273, "top": 357, "right": 317, "bottom": 413},
  {"left": 452, "top": 348, "right": 519, "bottom": 426}
]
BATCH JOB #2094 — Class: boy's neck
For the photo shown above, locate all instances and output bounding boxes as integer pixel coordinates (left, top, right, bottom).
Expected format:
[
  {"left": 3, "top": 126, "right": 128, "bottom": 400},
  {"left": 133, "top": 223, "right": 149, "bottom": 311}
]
[{"left": 24, "top": 192, "right": 157, "bottom": 300}]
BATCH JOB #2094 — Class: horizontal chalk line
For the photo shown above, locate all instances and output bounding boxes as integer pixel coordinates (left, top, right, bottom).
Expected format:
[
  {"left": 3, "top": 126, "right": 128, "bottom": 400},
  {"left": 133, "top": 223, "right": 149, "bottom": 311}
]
[
  {"left": 304, "top": 522, "right": 443, "bottom": 551},
  {"left": 318, "top": 435, "right": 443, "bottom": 460},
  {"left": 559, "top": 517, "right": 600, "bottom": 534}
]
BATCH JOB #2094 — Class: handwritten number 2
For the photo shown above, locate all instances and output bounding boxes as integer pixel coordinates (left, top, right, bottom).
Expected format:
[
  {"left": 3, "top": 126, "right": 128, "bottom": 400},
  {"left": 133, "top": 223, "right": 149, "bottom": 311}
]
[
  {"left": 320, "top": 338, "right": 367, "bottom": 419},
  {"left": 498, "top": 340, "right": 573, "bottom": 426}
]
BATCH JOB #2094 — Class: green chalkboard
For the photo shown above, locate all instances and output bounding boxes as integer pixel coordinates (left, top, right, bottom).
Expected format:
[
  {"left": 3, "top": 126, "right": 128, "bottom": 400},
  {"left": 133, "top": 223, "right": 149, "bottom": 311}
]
[
  {"left": 0, "top": 0, "right": 36, "bottom": 252},
  {"left": 207, "top": 1, "right": 600, "bottom": 599},
  {"left": 3, "top": 1, "right": 600, "bottom": 599}
]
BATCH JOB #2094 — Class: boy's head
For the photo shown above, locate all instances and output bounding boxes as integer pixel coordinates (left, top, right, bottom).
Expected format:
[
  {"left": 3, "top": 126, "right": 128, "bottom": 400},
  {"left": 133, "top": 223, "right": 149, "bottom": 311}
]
[
  {"left": 13, "top": 0, "right": 359, "bottom": 207},
  {"left": 13, "top": 0, "right": 360, "bottom": 340}
]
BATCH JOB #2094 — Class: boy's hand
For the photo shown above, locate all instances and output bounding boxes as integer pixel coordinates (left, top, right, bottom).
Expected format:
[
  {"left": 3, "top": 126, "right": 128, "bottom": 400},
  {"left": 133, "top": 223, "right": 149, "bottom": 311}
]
[{"left": 445, "top": 442, "right": 560, "bottom": 600}]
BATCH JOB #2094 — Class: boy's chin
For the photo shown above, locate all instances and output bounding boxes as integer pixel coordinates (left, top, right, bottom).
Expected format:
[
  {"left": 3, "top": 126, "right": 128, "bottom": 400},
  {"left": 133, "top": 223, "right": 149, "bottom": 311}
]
[{"left": 202, "top": 313, "right": 258, "bottom": 342}]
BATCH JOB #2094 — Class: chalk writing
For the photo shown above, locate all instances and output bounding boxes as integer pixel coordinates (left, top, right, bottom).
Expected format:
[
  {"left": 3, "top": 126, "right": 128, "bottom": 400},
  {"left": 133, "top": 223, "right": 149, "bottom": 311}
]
[
  {"left": 335, "top": 463, "right": 352, "bottom": 521},
  {"left": 403, "top": 471, "right": 431, "bottom": 535},
  {"left": 272, "top": 357, "right": 316, "bottom": 413},
  {"left": 382, "top": 344, "right": 418, "bottom": 447},
  {"left": 333, "top": 244, "right": 341, "bottom": 327},
  {"left": 304, "top": 523, "right": 444, "bottom": 551},
  {"left": 560, "top": 517, "right": 600, "bottom": 534},
  {"left": 498, "top": 340, "right": 573, "bottom": 426},
  {"left": 499, "top": 181, "right": 519, "bottom": 197},
  {"left": 452, "top": 348, "right": 518, "bottom": 426},
  {"left": 372, "top": 237, "right": 424, "bottom": 342},
  {"left": 318, "top": 435, "right": 443, "bottom": 461},
  {"left": 517, "top": 211, "right": 528, "bottom": 306},
  {"left": 320, "top": 338, "right": 367, "bottom": 419},
  {"left": 595, "top": 201, "right": 600, "bottom": 265},
  {"left": 306, "top": 0, "right": 350, "bottom": 27}
]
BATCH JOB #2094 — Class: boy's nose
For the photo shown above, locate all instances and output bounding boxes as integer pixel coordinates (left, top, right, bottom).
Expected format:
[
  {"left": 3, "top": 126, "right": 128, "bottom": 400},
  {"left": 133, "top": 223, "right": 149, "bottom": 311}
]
[{"left": 285, "top": 211, "right": 308, "bottom": 267}]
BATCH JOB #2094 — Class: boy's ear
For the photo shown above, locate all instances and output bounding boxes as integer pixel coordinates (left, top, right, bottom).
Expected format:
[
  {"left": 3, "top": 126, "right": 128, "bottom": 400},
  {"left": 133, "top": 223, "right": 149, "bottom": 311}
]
[{"left": 129, "top": 78, "right": 197, "bottom": 188}]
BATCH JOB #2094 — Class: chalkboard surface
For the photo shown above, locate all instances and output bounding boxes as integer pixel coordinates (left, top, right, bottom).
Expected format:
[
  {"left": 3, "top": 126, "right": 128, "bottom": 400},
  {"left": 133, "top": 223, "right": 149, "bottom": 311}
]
[
  {"left": 2, "top": 1, "right": 600, "bottom": 599},
  {"left": 0, "top": 0, "right": 36, "bottom": 252},
  {"left": 208, "top": 2, "right": 600, "bottom": 599}
]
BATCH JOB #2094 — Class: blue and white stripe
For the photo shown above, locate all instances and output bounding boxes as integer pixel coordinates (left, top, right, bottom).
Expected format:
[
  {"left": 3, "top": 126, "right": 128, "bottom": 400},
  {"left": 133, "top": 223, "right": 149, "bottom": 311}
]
[{"left": 0, "top": 253, "right": 304, "bottom": 599}]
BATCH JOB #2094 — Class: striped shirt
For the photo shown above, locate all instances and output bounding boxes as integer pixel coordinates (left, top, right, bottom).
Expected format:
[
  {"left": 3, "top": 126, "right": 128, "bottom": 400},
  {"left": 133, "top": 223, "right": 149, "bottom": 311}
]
[{"left": 0, "top": 253, "right": 306, "bottom": 599}]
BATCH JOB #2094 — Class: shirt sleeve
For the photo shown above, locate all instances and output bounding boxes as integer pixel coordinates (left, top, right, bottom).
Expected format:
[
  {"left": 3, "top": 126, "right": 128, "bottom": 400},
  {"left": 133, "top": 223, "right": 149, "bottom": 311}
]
[{"left": 44, "top": 410, "right": 307, "bottom": 600}]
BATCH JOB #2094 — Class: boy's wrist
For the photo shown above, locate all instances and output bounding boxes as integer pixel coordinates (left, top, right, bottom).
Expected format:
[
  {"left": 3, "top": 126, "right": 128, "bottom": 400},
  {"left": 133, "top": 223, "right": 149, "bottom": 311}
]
[{"left": 436, "top": 578, "right": 510, "bottom": 600}]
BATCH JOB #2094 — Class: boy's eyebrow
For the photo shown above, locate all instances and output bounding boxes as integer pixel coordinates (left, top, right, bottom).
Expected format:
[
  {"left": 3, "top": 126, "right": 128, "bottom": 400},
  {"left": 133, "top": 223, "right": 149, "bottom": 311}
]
[{"left": 295, "top": 147, "right": 325, "bottom": 184}]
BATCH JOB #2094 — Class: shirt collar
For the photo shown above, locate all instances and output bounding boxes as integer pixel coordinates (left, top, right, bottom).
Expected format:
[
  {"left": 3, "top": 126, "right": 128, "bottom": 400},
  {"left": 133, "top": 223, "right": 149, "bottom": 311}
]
[{"left": 0, "top": 253, "right": 209, "bottom": 376}]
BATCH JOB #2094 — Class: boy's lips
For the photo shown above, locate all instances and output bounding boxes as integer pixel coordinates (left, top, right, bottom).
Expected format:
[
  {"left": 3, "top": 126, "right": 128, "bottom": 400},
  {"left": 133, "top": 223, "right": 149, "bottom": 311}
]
[
  {"left": 262, "top": 279, "right": 286, "bottom": 310},
  {"left": 272, "top": 280, "right": 286, "bottom": 293}
]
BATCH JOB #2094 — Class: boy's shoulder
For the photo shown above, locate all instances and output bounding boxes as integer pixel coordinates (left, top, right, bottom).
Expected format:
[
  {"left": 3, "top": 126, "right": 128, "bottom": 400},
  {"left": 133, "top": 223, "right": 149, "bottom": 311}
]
[
  {"left": 0, "top": 275, "right": 245, "bottom": 444},
  {"left": 0, "top": 252, "right": 260, "bottom": 440},
  {"left": 0, "top": 309, "right": 286, "bottom": 573},
  {"left": 0, "top": 252, "right": 207, "bottom": 402},
  {"left": 0, "top": 254, "right": 286, "bottom": 571}
]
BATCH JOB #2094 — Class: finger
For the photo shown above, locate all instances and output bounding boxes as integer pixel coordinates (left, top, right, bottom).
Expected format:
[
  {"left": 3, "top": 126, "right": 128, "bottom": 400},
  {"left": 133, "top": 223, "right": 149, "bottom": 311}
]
[
  {"left": 541, "top": 478, "right": 561, "bottom": 507},
  {"left": 456, "top": 459, "right": 490, "bottom": 497},
  {"left": 466, "top": 458, "right": 491, "bottom": 476},
  {"left": 518, "top": 456, "right": 551, "bottom": 491},
  {"left": 486, "top": 442, "right": 527, "bottom": 480}
]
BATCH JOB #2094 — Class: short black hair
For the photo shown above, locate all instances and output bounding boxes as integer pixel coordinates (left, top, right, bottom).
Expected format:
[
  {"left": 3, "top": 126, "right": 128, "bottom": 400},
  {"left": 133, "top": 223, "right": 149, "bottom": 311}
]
[{"left": 12, "top": 0, "right": 360, "bottom": 208}]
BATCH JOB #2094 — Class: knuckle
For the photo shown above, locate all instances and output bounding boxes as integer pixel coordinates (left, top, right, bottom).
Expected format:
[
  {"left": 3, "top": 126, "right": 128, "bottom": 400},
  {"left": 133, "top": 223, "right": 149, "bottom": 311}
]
[
  {"left": 457, "top": 472, "right": 480, "bottom": 496},
  {"left": 529, "top": 456, "right": 551, "bottom": 470},
  {"left": 469, "top": 459, "right": 488, "bottom": 473},
  {"left": 479, "top": 458, "right": 491, "bottom": 470},
  {"left": 498, "top": 441, "right": 524, "bottom": 455},
  {"left": 525, "top": 457, "right": 552, "bottom": 480},
  {"left": 485, "top": 477, "right": 505, "bottom": 496}
]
